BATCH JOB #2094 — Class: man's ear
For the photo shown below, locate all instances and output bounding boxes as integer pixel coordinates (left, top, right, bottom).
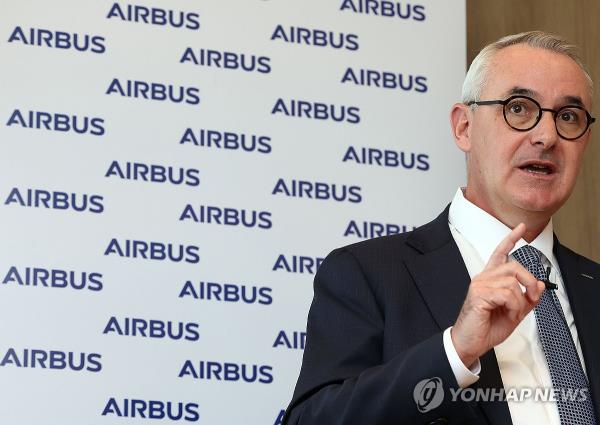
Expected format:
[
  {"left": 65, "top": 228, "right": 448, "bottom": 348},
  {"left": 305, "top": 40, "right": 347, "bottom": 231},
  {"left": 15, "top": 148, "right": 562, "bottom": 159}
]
[{"left": 450, "top": 103, "right": 472, "bottom": 153}]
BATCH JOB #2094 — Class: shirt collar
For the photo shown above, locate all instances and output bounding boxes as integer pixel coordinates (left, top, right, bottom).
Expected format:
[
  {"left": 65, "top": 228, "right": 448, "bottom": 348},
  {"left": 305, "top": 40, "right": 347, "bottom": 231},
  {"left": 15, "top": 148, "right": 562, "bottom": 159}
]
[{"left": 448, "top": 187, "right": 556, "bottom": 266}]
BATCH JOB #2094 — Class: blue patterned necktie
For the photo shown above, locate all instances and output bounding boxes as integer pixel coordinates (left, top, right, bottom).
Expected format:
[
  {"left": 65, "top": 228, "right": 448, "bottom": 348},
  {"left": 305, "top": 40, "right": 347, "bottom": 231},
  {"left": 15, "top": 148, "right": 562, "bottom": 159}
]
[{"left": 513, "top": 245, "right": 597, "bottom": 424}]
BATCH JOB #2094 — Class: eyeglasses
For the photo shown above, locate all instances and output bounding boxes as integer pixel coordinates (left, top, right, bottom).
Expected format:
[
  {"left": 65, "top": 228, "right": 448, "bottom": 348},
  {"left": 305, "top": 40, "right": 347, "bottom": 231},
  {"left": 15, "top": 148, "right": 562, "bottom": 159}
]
[{"left": 467, "top": 95, "right": 596, "bottom": 140}]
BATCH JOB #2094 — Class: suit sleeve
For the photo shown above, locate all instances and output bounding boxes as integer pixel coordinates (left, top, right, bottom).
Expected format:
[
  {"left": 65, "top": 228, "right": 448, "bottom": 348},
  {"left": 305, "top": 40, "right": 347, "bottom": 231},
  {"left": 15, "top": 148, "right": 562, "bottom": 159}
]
[{"left": 283, "top": 248, "right": 478, "bottom": 425}]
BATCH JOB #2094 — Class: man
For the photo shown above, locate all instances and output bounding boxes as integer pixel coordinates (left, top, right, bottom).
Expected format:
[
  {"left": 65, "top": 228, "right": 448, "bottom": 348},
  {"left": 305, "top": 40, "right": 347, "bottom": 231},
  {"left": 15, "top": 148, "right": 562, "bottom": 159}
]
[{"left": 283, "top": 31, "right": 600, "bottom": 425}]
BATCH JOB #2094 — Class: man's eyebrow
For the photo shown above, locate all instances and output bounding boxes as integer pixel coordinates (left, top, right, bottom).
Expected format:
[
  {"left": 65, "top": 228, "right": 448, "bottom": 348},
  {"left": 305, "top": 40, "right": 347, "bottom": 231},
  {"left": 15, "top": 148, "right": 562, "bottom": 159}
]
[
  {"left": 562, "top": 96, "right": 584, "bottom": 106},
  {"left": 504, "top": 87, "right": 537, "bottom": 98},
  {"left": 503, "top": 87, "right": 586, "bottom": 107}
]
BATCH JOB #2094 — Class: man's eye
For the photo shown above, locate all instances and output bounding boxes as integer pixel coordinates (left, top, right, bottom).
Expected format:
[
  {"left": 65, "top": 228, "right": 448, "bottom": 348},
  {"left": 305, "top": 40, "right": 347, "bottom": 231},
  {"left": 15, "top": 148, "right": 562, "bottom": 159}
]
[
  {"left": 508, "top": 103, "right": 528, "bottom": 114},
  {"left": 559, "top": 110, "right": 579, "bottom": 123}
]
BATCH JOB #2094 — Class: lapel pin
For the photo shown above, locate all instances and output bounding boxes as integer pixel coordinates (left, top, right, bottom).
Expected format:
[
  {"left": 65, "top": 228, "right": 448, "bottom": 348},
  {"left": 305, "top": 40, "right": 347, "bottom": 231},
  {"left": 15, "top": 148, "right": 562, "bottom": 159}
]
[{"left": 581, "top": 273, "right": 594, "bottom": 280}]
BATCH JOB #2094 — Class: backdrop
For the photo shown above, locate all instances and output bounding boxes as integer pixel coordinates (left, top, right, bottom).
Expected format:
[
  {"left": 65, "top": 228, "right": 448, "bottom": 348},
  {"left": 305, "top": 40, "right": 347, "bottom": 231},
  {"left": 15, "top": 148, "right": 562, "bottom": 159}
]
[{"left": 0, "top": 1, "right": 466, "bottom": 424}]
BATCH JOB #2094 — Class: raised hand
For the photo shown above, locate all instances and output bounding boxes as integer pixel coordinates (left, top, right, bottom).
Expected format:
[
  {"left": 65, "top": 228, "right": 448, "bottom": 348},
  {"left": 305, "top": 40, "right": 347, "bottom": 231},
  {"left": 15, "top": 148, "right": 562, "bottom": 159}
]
[{"left": 451, "top": 223, "right": 546, "bottom": 368}]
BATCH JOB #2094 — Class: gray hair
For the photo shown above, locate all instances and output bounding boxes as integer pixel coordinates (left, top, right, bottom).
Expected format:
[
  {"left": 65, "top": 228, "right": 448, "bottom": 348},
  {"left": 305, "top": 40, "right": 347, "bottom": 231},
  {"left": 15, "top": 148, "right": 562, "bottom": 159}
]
[{"left": 462, "top": 31, "right": 593, "bottom": 104}]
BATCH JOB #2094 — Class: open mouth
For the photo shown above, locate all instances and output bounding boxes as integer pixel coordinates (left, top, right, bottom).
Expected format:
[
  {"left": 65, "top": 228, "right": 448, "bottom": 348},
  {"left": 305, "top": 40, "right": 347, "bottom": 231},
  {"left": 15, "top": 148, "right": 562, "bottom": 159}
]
[{"left": 518, "top": 162, "right": 556, "bottom": 175}]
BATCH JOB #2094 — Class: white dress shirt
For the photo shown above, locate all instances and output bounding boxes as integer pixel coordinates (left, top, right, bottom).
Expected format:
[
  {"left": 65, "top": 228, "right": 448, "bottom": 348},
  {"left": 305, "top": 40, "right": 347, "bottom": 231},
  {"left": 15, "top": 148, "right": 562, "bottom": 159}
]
[{"left": 442, "top": 188, "right": 587, "bottom": 425}]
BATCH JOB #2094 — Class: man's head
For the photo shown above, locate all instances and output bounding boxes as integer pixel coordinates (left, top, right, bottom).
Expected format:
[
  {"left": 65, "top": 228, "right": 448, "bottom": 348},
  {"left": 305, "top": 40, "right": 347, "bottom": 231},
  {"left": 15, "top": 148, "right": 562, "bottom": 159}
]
[{"left": 451, "top": 31, "right": 594, "bottom": 236}]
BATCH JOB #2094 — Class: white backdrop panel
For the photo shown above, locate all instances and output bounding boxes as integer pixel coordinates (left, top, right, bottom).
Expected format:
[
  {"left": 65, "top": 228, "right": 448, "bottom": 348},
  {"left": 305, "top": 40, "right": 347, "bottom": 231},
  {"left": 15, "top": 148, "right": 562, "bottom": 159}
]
[{"left": 0, "top": 1, "right": 466, "bottom": 424}]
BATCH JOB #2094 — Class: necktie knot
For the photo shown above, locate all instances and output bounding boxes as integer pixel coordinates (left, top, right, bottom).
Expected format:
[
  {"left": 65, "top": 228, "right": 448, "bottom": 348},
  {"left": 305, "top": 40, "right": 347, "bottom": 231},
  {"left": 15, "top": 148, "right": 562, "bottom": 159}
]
[
  {"left": 513, "top": 244, "right": 543, "bottom": 263},
  {"left": 512, "top": 245, "right": 546, "bottom": 280}
]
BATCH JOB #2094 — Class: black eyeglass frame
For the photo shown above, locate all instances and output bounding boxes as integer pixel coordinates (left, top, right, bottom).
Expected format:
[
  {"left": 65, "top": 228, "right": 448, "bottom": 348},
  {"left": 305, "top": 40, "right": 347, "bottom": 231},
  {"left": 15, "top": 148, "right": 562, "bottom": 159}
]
[{"left": 467, "top": 95, "right": 596, "bottom": 141}]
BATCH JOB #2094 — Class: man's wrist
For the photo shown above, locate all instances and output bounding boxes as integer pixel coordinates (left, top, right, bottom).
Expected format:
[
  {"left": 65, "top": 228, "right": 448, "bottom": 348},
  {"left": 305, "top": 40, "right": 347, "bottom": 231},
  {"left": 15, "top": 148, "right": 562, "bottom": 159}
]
[
  {"left": 443, "top": 327, "right": 481, "bottom": 388},
  {"left": 450, "top": 327, "right": 479, "bottom": 369}
]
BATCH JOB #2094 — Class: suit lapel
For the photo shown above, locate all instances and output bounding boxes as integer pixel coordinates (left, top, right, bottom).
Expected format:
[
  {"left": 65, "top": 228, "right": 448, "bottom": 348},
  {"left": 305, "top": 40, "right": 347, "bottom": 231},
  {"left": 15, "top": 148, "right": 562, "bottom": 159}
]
[
  {"left": 555, "top": 241, "right": 600, "bottom": 418},
  {"left": 404, "top": 226, "right": 471, "bottom": 331},
  {"left": 404, "top": 206, "right": 512, "bottom": 425}
]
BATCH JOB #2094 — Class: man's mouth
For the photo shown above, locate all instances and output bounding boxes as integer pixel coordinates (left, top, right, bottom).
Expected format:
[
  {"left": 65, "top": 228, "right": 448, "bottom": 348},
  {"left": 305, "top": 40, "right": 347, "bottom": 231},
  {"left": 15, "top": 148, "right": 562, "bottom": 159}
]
[{"left": 518, "top": 161, "right": 557, "bottom": 175}]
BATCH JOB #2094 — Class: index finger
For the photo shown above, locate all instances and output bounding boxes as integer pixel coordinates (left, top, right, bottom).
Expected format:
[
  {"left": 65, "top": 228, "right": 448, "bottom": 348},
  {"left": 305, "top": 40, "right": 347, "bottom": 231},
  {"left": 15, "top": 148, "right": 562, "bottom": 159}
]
[{"left": 485, "top": 223, "right": 526, "bottom": 270}]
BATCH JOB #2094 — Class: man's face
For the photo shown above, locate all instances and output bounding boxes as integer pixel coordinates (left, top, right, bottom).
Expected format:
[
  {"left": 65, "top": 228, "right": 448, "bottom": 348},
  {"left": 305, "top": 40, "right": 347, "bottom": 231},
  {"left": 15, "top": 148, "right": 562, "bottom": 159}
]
[{"left": 463, "top": 44, "right": 592, "bottom": 220}]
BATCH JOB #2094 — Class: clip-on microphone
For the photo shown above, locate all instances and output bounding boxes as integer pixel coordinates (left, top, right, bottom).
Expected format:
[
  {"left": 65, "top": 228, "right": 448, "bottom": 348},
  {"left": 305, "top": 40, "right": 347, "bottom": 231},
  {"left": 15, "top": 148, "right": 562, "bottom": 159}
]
[{"left": 543, "top": 266, "right": 558, "bottom": 290}]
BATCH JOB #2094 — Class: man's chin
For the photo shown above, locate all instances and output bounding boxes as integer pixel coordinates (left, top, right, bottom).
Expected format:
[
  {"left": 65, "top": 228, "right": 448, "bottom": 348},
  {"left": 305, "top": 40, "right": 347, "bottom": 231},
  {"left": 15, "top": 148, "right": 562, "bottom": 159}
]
[{"left": 512, "top": 194, "right": 564, "bottom": 215}]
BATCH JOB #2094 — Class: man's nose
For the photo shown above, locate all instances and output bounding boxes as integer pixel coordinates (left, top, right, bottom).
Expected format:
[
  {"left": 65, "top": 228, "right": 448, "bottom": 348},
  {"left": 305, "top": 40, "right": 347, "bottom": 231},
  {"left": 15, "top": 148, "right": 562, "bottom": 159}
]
[{"left": 531, "top": 110, "right": 559, "bottom": 148}]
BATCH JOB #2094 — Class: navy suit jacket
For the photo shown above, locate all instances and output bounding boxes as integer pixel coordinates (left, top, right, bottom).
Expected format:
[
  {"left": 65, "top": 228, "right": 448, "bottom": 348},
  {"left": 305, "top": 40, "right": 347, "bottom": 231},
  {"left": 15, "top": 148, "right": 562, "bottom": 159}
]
[{"left": 284, "top": 206, "right": 600, "bottom": 425}]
